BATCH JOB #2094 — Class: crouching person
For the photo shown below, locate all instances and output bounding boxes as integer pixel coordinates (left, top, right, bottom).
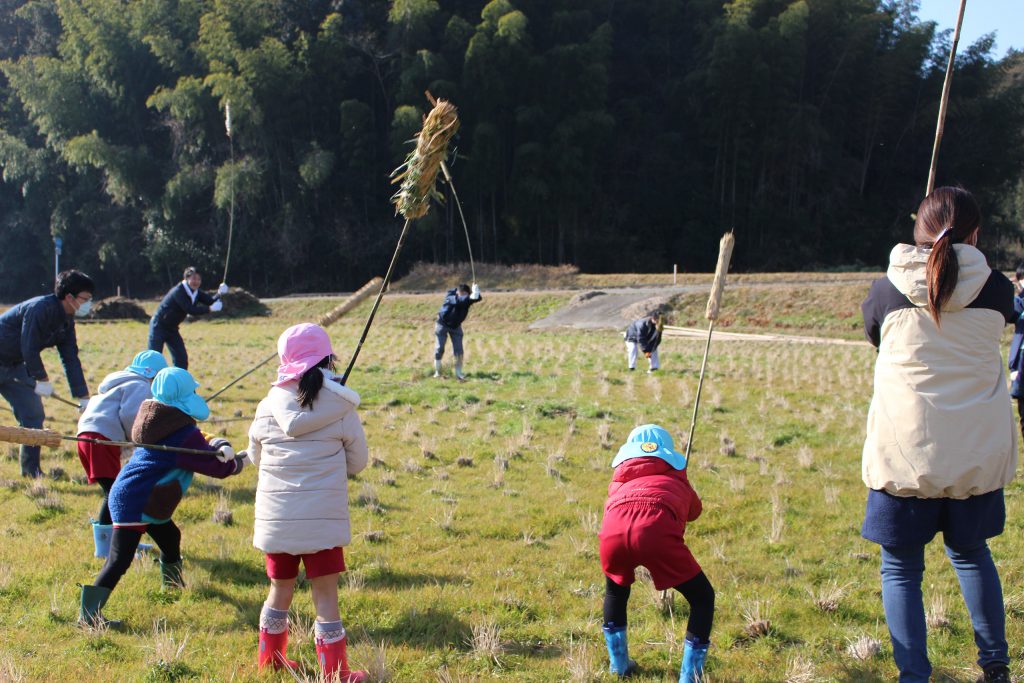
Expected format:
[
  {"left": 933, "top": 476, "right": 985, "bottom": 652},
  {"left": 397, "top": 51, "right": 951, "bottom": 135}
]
[
  {"left": 79, "top": 367, "right": 246, "bottom": 628},
  {"left": 598, "top": 425, "right": 714, "bottom": 681},
  {"left": 248, "top": 323, "right": 369, "bottom": 680}
]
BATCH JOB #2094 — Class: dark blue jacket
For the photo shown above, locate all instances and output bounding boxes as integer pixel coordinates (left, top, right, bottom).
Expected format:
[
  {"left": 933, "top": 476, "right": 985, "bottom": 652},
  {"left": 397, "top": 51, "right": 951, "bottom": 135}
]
[
  {"left": 437, "top": 289, "right": 480, "bottom": 328},
  {"left": 0, "top": 294, "right": 87, "bottom": 396},
  {"left": 1010, "top": 292, "right": 1024, "bottom": 371},
  {"left": 109, "top": 400, "right": 242, "bottom": 525},
  {"left": 150, "top": 283, "right": 217, "bottom": 330},
  {"left": 625, "top": 318, "right": 661, "bottom": 354}
]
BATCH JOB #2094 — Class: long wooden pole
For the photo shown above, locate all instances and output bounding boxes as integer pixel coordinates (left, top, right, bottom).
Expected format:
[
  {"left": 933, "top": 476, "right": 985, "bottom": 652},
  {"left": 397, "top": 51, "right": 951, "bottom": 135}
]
[
  {"left": 0, "top": 424, "right": 219, "bottom": 457},
  {"left": 926, "top": 0, "right": 968, "bottom": 196},
  {"left": 206, "top": 278, "right": 382, "bottom": 401},
  {"left": 341, "top": 220, "right": 412, "bottom": 385}
]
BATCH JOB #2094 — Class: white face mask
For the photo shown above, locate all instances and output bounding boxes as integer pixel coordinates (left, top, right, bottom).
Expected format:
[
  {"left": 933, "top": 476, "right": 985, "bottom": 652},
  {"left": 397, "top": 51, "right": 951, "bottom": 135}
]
[{"left": 74, "top": 299, "right": 93, "bottom": 317}]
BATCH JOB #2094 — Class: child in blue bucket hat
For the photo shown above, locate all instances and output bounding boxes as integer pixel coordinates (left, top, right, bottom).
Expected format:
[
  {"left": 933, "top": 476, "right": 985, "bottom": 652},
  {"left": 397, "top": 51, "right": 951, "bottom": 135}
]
[
  {"left": 598, "top": 424, "right": 715, "bottom": 681},
  {"left": 77, "top": 350, "right": 168, "bottom": 558},
  {"left": 79, "top": 367, "right": 247, "bottom": 628}
]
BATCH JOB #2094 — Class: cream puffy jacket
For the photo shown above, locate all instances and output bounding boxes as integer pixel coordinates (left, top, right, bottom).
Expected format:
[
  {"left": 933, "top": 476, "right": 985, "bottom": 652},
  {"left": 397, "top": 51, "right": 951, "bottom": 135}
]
[
  {"left": 248, "top": 375, "right": 369, "bottom": 554},
  {"left": 861, "top": 243, "right": 1016, "bottom": 499}
]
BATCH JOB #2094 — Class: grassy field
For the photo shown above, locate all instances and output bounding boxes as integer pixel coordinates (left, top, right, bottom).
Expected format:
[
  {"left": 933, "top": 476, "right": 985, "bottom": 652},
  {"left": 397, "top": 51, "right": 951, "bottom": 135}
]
[{"left": 1, "top": 285, "right": 1023, "bottom": 682}]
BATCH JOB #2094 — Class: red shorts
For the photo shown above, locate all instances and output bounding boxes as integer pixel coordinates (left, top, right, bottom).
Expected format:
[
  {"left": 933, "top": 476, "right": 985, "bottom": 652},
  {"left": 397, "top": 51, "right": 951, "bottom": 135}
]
[
  {"left": 77, "top": 432, "right": 122, "bottom": 483},
  {"left": 265, "top": 547, "right": 346, "bottom": 580},
  {"left": 599, "top": 503, "right": 701, "bottom": 591}
]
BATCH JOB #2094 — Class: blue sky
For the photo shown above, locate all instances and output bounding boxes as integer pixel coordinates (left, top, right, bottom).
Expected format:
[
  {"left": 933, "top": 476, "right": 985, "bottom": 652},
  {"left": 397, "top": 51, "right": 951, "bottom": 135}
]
[{"left": 916, "top": 0, "right": 1023, "bottom": 56}]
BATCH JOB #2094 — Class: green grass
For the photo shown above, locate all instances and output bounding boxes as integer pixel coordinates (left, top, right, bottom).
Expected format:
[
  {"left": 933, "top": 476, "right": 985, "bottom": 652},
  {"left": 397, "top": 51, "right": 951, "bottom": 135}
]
[{"left": 1, "top": 288, "right": 1023, "bottom": 681}]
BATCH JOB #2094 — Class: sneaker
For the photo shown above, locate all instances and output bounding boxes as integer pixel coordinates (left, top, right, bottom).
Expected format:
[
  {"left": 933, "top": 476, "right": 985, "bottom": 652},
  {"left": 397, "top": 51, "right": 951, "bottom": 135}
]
[{"left": 983, "top": 665, "right": 1010, "bottom": 683}]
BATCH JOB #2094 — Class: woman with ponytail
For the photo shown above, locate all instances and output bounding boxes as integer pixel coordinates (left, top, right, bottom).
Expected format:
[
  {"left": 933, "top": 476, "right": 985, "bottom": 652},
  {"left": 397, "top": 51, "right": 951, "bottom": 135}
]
[
  {"left": 860, "top": 187, "right": 1016, "bottom": 683},
  {"left": 247, "top": 323, "right": 369, "bottom": 681}
]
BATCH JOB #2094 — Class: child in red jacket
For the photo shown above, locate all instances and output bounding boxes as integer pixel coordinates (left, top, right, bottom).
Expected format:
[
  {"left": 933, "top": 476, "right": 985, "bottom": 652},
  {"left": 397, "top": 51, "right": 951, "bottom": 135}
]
[{"left": 599, "top": 424, "right": 714, "bottom": 681}]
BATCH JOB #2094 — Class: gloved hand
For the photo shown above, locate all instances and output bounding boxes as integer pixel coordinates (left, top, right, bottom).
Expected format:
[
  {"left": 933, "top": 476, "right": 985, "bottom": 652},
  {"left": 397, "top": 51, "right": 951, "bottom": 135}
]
[
  {"left": 78, "top": 397, "right": 90, "bottom": 414},
  {"left": 33, "top": 380, "right": 54, "bottom": 397},
  {"left": 209, "top": 437, "right": 235, "bottom": 463},
  {"left": 217, "top": 283, "right": 229, "bottom": 295},
  {"left": 210, "top": 300, "right": 224, "bottom": 313},
  {"left": 470, "top": 283, "right": 481, "bottom": 301},
  {"left": 231, "top": 455, "right": 247, "bottom": 475}
]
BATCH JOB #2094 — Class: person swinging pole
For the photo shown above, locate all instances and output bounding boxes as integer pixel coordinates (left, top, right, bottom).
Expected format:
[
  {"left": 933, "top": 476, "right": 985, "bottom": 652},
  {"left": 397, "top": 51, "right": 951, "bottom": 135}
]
[
  {"left": 148, "top": 267, "right": 228, "bottom": 370},
  {"left": 432, "top": 282, "right": 481, "bottom": 380}
]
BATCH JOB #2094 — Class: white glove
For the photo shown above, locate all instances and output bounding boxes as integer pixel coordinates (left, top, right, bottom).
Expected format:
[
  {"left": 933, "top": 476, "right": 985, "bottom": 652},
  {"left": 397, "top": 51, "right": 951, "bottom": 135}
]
[
  {"left": 470, "top": 283, "right": 481, "bottom": 300},
  {"left": 217, "top": 283, "right": 229, "bottom": 295},
  {"left": 78, "top": 397, "right": 90, "bottom": 414},
  {"left": 210, "top": 300, "right": 224, "bottom": 313},
  {"left": 1013, "top": 371, "right": 1019, "bottom": 382},
  {"left": 33, "top": 380, "right": 54, "bottom": 397},
  {"left": 209, "top": 438, "right": 235, "bottom": 462}
]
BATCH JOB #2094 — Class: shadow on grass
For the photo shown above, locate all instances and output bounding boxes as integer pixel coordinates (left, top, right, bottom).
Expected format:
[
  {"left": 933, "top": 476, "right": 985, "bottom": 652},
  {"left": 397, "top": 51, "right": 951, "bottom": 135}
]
[
  {"left": 366, "top": 607, "right": 471, "bottom": 649},
  {"left": 190, "top": 556, "right": 266, "bottom": 587},
  {"left": 361, "top": 567, "right": 464, "bottom": 590}
]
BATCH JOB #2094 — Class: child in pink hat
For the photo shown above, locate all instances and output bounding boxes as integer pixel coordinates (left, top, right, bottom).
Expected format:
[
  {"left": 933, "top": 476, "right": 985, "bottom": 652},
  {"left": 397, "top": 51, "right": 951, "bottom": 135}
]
[{"left": 247, "top": 323, "right": 369, "bottom": 680}]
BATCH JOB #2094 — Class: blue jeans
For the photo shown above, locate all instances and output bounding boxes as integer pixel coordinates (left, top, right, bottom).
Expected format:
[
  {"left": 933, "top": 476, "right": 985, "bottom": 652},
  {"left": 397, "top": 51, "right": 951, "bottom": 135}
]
[
  {"left": 149, "top": 323, "right": 188, "bottom": 369},
  {"left": 881, "top": 542, "right": 1009, "bottom": 681},
  {"left": 434, "top": 322, "right": 463, "bottom": 360},
  {"left": 0, "top": 363, "right": 46, "bottom": 477}
]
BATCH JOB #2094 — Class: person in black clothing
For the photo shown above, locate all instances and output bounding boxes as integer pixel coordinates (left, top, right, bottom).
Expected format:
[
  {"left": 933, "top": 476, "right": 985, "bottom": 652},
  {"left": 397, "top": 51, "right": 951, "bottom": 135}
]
[
  {"left": 0, "top": 270, "right": 94, "bottom": 476},
  {"left": 624, "top": 314, "right": 662, "bottom": 372},
  {"left": 148, "top": 266, "right": 227, "bottom": 369},
  {"left": 433, "top": 283, "right": 481, "bottom": 380}
]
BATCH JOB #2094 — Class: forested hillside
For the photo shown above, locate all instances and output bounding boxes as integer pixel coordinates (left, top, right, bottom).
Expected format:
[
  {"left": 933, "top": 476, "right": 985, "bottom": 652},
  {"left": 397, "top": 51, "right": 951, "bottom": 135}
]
[{"left": 0, "top": 0, "right": 1022, "bottom": 298}]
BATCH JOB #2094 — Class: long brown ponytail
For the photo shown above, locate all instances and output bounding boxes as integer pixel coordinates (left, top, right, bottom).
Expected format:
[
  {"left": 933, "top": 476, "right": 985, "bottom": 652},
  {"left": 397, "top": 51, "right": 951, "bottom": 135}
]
[{"left": 913, "top": 187, "right": 982, "bottom": 325}]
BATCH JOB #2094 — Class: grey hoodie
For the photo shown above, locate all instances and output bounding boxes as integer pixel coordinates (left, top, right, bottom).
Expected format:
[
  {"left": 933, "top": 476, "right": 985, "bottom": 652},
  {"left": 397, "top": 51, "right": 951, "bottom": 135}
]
[{"left": 77, "top": 370, "right": 154, "bottom": 442}]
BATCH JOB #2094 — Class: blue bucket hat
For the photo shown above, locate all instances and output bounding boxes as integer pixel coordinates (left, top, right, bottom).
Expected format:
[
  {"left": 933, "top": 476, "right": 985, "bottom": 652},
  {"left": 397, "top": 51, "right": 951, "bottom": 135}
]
[
  {"left": 151, "top": 367, "right": 209, "bottom": 421},
  {"left": 611, "top": 424, "right": 687, "bottom": 470},
  {"left": 126, "top": 350, "right": 168, "bottom": 379}
]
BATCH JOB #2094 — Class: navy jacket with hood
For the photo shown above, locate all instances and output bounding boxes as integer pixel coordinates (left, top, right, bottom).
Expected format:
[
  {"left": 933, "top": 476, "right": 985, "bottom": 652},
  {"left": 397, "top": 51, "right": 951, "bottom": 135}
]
[
  {"left": 437, "top": 288, "right": 480, "bottom": 328},
  {"left": 0, "top": 294, "right": 87, "bottom": 396},
  {"left": 150, "top": 283, "right": 217, "bottom": 331}
]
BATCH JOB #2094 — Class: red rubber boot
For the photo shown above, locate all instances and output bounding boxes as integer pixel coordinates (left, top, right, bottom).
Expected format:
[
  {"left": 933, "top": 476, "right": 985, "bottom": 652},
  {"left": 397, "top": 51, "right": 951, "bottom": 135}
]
[
  {"left": 316, "top": 636, "right": 367, "bottom": 682},
  {"left": 257, "top": 628, "right": 298, "bottom": 671}
]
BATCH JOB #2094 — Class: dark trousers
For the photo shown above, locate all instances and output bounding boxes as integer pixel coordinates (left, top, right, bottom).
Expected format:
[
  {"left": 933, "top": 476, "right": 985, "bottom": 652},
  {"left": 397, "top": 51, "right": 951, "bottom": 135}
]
[
  {"left": 148, "top": 323, "right": 188, "bottom": 369},
  {"left": 0, "top": 363, "right": 46, "bottom": 477},
  {"left": 603, "top": 571, "right": 716, "bottom": 642},
  {"left": 1017, "top": 398, "right": 1024, "bottom": 443},
  {"left": 95, "top": 522, "right": 182, "bottom": 590},
  {"left": 95, "top": 478, "right": 114, "bottom": 526}
]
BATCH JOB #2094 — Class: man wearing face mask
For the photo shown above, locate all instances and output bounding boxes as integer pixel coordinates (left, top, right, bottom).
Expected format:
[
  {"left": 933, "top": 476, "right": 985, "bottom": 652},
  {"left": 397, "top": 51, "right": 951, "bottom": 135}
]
[
  {"left": 148, "top": 266, "right": 227, "bottom": 370},
  {"left": 0, "top": 269, "right": 95, "bottom": 477}
]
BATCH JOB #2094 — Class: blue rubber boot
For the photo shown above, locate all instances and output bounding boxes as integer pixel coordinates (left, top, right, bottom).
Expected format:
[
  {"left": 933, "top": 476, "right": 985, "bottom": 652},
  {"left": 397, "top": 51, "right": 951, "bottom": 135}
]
[
  {"left": 679, "top": 638, "right": 710, "bottom": 683},
  {"left": 91, "top": 521, "right": 112, "bottom": 558},
  {"left": 602, "top": 624, "right": 638, "bottom": 677}
]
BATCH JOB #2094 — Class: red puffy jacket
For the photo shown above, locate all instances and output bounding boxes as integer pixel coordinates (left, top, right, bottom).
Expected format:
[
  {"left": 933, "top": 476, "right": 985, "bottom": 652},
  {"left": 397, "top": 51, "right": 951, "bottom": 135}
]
[{"left": 605, "top": 456, "right": 702, "bottom": 528}]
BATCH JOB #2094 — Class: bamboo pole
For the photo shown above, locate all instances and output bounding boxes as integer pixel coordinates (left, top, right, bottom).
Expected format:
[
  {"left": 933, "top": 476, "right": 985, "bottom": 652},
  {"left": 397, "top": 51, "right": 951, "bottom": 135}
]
[
  {"left": 926, "top": 0, "right": 968, "bottom": 196},
  {"left": 440, "top": 160, "right": 476, "bottom": 284},
  {"left": 685, "top": 232, "right": 735, "bottom": 461},
  {"left": 206, "top": 277, "right": 382, "bottom": 401},
  {"left": 0, "top": 424, "right": 220, "bottom": 457}
]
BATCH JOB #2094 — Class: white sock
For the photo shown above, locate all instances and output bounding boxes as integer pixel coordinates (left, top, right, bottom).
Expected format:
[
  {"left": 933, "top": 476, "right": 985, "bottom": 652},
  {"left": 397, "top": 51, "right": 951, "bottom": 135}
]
[
  {"left": 260, "top": 605, "right": 288, "bottom": 634},
  {"left": 315, "top": 619, "right": 345, "bottom": 644}
]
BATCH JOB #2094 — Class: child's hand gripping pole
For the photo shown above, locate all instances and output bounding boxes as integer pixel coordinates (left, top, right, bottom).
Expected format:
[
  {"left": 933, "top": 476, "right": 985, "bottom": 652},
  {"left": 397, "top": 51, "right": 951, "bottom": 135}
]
[{"left": 685, "top": 232, "right": 735, "bottom": 461}]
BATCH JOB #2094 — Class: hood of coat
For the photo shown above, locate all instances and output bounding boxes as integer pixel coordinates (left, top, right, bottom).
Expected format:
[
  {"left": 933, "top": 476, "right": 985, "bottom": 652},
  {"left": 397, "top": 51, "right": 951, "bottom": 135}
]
[
  {"left": 887, "top": 243, "right": 991, "bottom": 311},
  {"left": 613, "top": 456, "right": 683, "bottom": 483},
  {"left": 132, "top": 399, "right": 196, "bottom": 443},
  {"left": 266, "top": 375, "right": 361, "bottom": 438},
  {"left": 98, "top": 370, "right": 149, "bottom": 394}
]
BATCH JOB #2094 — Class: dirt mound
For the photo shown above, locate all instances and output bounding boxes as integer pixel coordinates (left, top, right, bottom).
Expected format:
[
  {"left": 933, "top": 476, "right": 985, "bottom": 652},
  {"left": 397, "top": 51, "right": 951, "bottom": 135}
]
[
  {"left": 211, "top": 288, "right": 271, "bottom": 318},
  {"left": 90, "top": 297, "right": 149, "bottom": 320}
]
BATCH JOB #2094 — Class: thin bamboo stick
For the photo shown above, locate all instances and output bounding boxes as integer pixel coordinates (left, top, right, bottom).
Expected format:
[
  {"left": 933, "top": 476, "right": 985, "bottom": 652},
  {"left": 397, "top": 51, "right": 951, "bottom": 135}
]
[
  {"left": 926, "top": 0, "right": 968, "bottom": 196},
  {"left": 0, "top": 424, "right": 219, "bottom": 456}
]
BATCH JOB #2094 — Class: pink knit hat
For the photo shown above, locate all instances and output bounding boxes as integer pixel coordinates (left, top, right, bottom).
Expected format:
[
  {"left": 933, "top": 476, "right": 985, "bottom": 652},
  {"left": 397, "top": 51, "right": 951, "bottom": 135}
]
[{"left": 274, "top": 323, "right": 334, "bottom": 387}]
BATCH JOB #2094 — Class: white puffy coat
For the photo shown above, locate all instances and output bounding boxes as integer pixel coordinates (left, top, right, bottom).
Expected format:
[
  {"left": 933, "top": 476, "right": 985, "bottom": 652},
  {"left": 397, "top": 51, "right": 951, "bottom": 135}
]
[
  {"left": 862, "top": 243, "right": 1017, "bottom": 499},
  {"left": 248, "top": 376, "right": 369, "bottom": 555}
]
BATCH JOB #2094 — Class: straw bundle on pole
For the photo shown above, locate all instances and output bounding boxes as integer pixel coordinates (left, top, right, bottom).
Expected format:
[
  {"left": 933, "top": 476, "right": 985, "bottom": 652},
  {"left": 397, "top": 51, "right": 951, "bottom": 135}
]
[
  {"left": 685, "top": 232, "right": 735, "bottom": 460},
  {"left": 340, "top": 93, "right": 460, "bottom": 384}
]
